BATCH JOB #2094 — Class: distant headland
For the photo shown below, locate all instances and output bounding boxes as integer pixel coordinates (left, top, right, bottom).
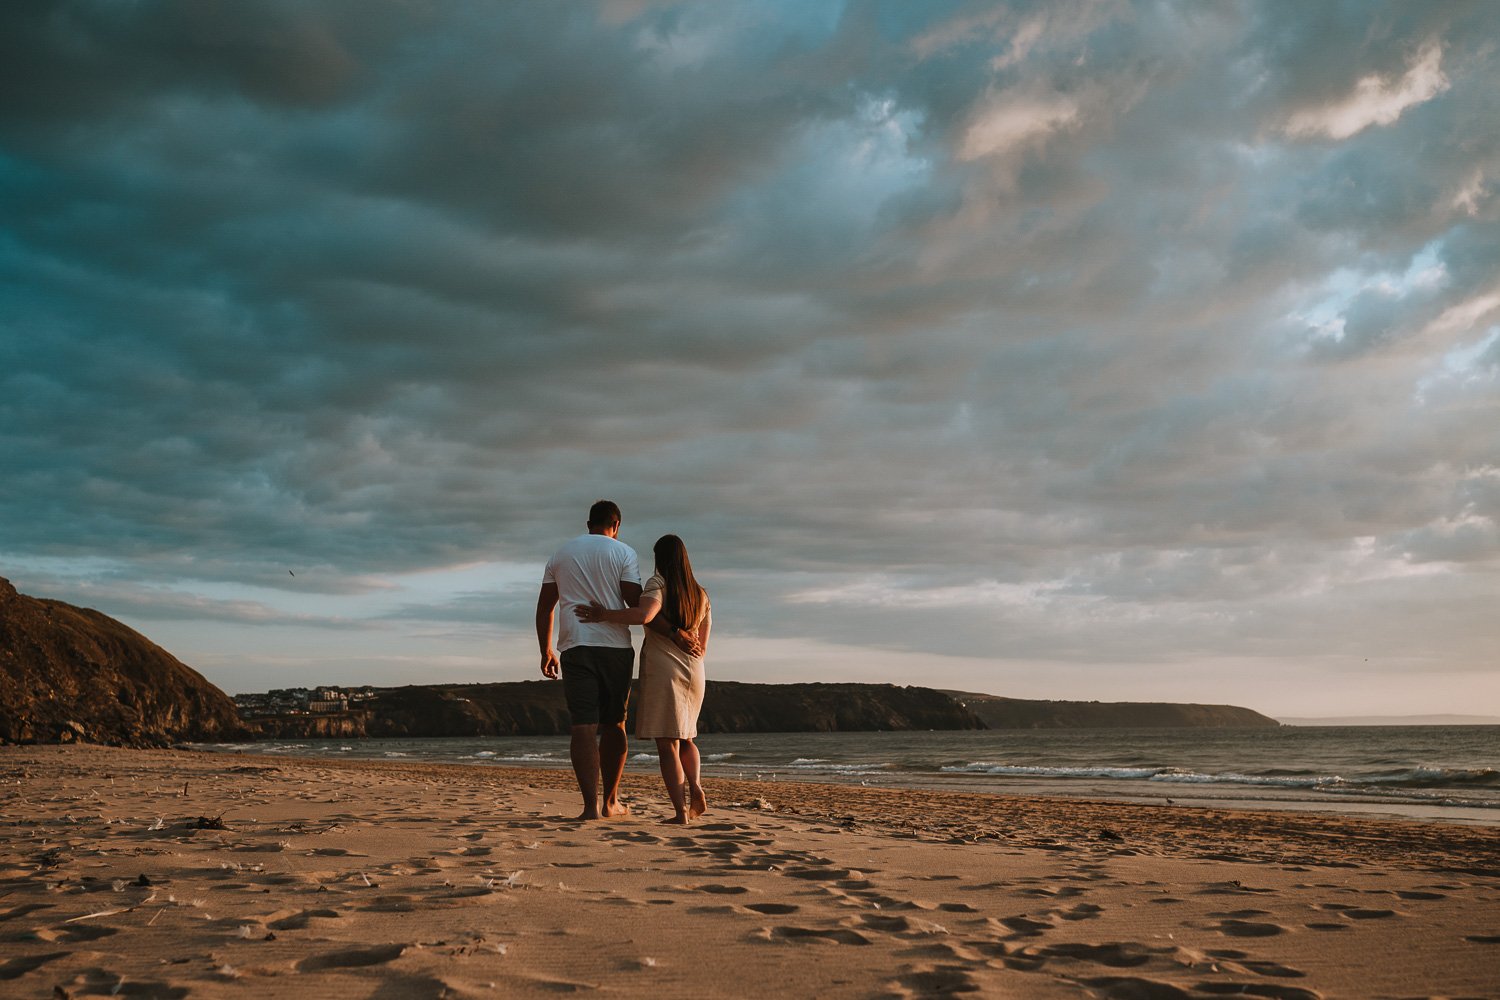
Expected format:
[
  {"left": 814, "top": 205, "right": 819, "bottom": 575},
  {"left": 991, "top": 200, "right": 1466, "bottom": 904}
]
[{"left": 3, "top": 576, "right": 1280, "bottom": 747}]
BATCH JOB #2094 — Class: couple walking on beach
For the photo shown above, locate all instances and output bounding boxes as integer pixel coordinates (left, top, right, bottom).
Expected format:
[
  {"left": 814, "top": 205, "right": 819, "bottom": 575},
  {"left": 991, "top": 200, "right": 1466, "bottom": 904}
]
[{"left": 535, "top": 500, "right": 713, "bottom": 823}]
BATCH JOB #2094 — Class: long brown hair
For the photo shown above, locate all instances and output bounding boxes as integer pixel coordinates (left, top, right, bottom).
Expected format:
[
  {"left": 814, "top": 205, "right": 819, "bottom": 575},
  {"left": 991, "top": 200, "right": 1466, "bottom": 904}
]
[{"left": 653, "top": 534, "right": 705, "bottom": 629}]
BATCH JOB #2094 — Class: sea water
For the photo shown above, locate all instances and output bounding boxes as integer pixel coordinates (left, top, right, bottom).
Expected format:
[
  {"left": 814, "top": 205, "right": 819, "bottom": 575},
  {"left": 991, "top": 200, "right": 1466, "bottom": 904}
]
[{"left": 199, "top": 725, "right": 1500, "bottom": 824}]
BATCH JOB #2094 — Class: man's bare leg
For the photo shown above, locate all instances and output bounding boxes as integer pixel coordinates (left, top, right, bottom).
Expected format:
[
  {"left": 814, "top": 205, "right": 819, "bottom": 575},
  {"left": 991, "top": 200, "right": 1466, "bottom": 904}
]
[
  {"left": 680, "top": 738, "right": 707, "bottom": 818},
  {"left": 655, "top": 738, "right": 689, "bottom": 823},
  {"left": 569, "top": 724, "right": 601, "bottom": 820},
  {"left": 599, "top": 721, "right": 630, "bottom": 817}
]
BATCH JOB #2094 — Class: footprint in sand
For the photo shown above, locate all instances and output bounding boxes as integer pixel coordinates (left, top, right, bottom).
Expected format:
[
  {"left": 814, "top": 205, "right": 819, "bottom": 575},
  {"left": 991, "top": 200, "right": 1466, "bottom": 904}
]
[
  {"left": 888, "top": 968, "right": 982, "bottom": 996},
  {"left": 35, "top": 923, "right": 118, "bottom": 943},
  {"left": 434, "top": 885, "right": 496, "bottom": 900},
  {"left": 994, "top": 914, "right": 1055, "bottom": 937},
  {"left": 267, "top": 907, "right": 341, "bottom": 930},
  {"left": 835, "top": 878, "right": 876, "bottom": 891},
  {"left": 0, "top": 951, "right": 69, "bottom": 980},
  {"left": 518, "top": 974, "right": 601, "bottom": 992},
  {"left": 297, "top": 943, "right": 407, "bottom": 971},
  {"left": 783, "top": 867, "right": 863, "bottom": 882},
  {"left": 1343, "top": 908, "right": 1399, "bottom": 919},
  {"left": 1038, "top": 941, "right": 1162, "bottom": 968},
  {"left": 1211, "top": 919, "right": 1287, "bottom": 938},
  {"left": 1191, "top": 983, "right": 1322, "bottom": 999},
  {"left": 0, "top": 903, "right": 54, "bottom": 923},
  {"left": 360, "top": 895, "right": 418, "bottom": 913},
  {"left": 765, "top": 925, "right": 871, "bottom": 946},
  {"left": 691, "top": 884, "right": 749, "bottom": 895},
  {"left": 1199, "top": 881, "right": 1276, "bottom": 896},
  {"left": 1016, "top": 885, "right": 1086, "bottom": 899},
  {"left": 606, "top": 831, "right": 661, "bottom": 845},
  {"left": 743, "top": 902, "right": 798, "bottom": 915},
  {"left": 1204, "top": 949, "right": 1307, "bottom": 978},
  {"left": 1315, "top": 902, "right": 1398, "bottom": 920},
  {"left": 855, "top": 913, "right": 949, "bottom": 936},
  {"left": 1078, "top": 976, "right": 1199, "bottom": 999},
  {"left": 57, "top": 973, "right": 190, "bottom": 998},
  {"left": 254, "top": 874, "right": 302, "bottom": 885}
]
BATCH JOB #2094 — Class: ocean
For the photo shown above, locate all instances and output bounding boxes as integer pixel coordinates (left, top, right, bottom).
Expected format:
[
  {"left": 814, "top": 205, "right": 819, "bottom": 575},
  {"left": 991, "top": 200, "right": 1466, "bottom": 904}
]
[{"left": 199, "top": 725, "right": 1500, "bottom": 825}]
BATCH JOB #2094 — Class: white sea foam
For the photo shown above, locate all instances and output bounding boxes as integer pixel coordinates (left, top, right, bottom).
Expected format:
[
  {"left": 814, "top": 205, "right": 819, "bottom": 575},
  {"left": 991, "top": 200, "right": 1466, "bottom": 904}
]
[
  {"left": 1150, "top": 770, "right": 1343, "bottom": 788},
  {"left": 780, "top": 760, "right": 890, "bottom": 775}
]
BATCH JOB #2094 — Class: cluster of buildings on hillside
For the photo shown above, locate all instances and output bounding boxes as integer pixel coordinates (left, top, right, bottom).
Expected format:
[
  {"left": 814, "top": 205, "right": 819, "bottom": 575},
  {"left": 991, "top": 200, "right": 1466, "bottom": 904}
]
[{"left": 232, "top": 685, "right": 378, "bottom": 717}]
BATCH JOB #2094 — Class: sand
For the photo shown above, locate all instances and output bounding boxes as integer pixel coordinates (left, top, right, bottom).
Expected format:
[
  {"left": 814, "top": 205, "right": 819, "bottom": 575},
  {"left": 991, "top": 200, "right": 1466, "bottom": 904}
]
[{"left": 1, "top": 745, "right": 1497, "bottom": 999}]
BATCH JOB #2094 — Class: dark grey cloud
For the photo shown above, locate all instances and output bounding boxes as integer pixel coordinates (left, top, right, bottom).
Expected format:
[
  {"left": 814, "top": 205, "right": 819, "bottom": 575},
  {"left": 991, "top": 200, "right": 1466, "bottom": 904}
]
[{"left": 1, "top": 1, "right": 1496, "bottom": 707}]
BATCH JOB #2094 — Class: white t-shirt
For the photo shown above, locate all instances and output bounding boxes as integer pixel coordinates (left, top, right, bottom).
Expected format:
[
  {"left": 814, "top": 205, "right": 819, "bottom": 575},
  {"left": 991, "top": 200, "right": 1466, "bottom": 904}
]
[{"left": 543, "top": 533, "right": 642, "bottom": 652}]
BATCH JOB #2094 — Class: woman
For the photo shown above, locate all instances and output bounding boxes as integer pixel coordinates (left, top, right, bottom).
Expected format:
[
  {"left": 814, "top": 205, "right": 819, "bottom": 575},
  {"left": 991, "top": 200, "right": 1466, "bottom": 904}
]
[{"left": 575, "top": 534, "right": 711, "bottom": 823}]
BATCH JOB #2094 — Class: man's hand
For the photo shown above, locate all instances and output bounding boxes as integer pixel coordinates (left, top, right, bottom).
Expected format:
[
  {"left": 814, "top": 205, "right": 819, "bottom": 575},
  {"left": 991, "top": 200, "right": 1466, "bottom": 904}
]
[
  {"left": 672, "top": 628, "right": 703, "bottom": 658},
  {"left": 536, "top": 582, "right": 559, "bottom": 678}
]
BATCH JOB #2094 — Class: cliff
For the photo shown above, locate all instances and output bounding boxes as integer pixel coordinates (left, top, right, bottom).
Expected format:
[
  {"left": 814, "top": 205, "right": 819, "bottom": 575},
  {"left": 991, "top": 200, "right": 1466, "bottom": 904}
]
[
  {"left": 0, "top": 576, "right": 248, "bottom": 746},
  {"left": 699, "top": 681, "right": 983, "bottom": 733},
  {"left": 246, "top": 680, "right": 984, "bottom": 738},
  {"left": 943, "top": 691, "right": 1279, "bottom": 729}
]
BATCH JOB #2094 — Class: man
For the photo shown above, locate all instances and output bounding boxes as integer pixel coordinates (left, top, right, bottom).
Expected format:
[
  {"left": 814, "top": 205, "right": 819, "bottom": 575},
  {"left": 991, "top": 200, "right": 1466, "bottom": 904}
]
[{"left": 535, "top": 499, "right": 643, "bottom": 820}]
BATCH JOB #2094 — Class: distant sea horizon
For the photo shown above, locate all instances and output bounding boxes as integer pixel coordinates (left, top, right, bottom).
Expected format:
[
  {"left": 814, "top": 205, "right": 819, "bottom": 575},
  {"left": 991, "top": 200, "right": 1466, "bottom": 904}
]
[{"left": 1277, "top": 714, "right": 1500, "bottom": 726}]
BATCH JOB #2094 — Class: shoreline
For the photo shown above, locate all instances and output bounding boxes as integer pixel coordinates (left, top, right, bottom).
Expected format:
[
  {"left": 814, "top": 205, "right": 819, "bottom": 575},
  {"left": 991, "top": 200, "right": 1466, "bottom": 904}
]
[
  {"left": 201, "top": 733, "right": 1500, "bottom": 828},
  {"left": 4, "top": 744, "right": 1498, "bottom": 998},
  {"left": 224, "top": 749, "right": 1500, "bottom": 877}
]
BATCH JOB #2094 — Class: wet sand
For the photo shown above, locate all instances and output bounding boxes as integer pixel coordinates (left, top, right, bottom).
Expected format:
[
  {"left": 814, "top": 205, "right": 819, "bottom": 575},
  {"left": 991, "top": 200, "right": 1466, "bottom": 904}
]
[{"left": 2, "top": 744, "right": 1497, "bottom": 998}]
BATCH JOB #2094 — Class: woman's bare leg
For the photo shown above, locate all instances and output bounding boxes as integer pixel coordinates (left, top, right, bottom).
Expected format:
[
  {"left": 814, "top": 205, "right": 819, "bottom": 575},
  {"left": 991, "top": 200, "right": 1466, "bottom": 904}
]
[
  {"left": 655, "top": 738, "right": 688, "bottom": 823},
  {"left": 680, "top": 739, "right": 707, "bottom": 818}
]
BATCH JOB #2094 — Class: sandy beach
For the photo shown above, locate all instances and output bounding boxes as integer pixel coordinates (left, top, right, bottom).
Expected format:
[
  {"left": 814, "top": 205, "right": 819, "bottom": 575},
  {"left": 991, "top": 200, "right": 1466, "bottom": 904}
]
[{"left": 2, "top": 745, "right": 1496, "bottom": 999}]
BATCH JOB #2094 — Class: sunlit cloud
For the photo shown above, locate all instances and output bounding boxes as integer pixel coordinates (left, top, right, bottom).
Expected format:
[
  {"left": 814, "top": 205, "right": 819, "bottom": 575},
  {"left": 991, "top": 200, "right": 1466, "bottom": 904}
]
[{"left": 1283, "top": 41, "right": 1449, "bottom": 140}]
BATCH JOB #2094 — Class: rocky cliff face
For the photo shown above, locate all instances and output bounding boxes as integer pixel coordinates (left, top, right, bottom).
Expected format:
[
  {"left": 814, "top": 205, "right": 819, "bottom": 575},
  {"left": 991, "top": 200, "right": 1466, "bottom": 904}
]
[
  {"left": 0, "top": 577, "right": 248, "bottom": 746},
  {"left": 945, "top": 691, "right": 1279, "bottom": 729}
]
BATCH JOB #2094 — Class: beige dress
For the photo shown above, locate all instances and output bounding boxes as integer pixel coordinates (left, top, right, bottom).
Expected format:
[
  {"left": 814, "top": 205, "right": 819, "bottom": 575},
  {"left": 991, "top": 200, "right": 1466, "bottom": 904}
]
[{"left": 634, "top": 573, "right": 711, "bottom": 739}]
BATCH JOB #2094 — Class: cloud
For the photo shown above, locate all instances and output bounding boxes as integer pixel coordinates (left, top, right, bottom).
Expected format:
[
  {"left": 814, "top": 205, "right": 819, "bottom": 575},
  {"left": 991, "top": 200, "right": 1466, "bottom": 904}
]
[
  {"left": 1283, "top": 41, "right": 1449, "bottom": 141},
  {"left": 1, "top": 1, "right": 1497, "bottom": 708}
]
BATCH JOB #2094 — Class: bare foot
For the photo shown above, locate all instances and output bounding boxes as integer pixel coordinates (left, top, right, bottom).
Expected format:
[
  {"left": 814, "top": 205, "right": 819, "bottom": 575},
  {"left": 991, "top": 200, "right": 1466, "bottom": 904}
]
[
  {"left": 574, "top": 808, "right": 601, "bottom": 821},
  {"left": 664, "top": 814, "right": 688, "bottom": 825},
  {"left": 688, "top": 784, "right": 708, "bottom": 819},
  {"left": 602, "top": 799, "right": 631, "bottom": 819}
]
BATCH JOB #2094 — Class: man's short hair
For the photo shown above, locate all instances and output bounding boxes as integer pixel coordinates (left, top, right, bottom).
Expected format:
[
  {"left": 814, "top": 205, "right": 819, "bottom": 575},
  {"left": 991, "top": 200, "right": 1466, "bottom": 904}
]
[{"left": 588, "top": 499, "right": 622, "bottom": 528}]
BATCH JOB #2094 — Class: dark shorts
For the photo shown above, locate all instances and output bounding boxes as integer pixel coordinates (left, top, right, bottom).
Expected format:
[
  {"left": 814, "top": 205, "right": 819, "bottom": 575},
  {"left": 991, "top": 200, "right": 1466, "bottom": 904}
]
[{"left": 560, "top": 645, "right": 635, "bottom": 726}]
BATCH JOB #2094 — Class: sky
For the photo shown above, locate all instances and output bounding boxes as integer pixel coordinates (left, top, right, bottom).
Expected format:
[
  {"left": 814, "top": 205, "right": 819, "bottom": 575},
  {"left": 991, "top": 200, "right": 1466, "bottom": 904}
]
[{"left": 2, "top": 1, "right": 1497, "bottom": 718}]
